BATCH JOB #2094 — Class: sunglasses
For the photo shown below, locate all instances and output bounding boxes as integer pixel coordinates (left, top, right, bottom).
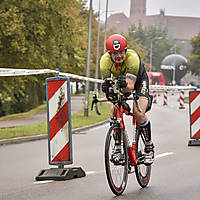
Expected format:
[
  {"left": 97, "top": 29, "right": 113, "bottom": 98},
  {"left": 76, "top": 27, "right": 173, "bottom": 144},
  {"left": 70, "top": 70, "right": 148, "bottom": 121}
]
[{"left": 110, "top": 50, "right": 125, "bottom": 56}]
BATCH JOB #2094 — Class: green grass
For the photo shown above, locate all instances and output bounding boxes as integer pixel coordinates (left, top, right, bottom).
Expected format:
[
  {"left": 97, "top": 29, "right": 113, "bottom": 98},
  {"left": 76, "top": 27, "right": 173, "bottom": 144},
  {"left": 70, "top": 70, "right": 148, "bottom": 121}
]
[
  {"left": 0, "top": 98, "right": 110, "bottom": 140},
  {"left": 0, "top": 103, "right": 47, "bottom": 121},
  {"left": 72, "top": 105, "right": 110, "bottom": 129},
  {"left": 0, "top": 123, "right": 47, "bottom": 140}
]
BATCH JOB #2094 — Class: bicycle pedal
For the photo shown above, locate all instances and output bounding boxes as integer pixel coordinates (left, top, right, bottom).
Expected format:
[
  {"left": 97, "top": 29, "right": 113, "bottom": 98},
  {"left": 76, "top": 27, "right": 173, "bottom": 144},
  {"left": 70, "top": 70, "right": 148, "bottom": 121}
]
[
  {"left": 136, "top": 160, "right": 144, "bottom": 165},
  {"left": 144, "top": 153, "right": 154, "bottom": 166},
  {"left": 111, "top": 153, "right": 125, "bottom": 165},
  {"left": 110, "top": 159, "right": 124, "bottom": 166},
  {"left": 138, "top": 155, "right": 145, "bottom": 160}
]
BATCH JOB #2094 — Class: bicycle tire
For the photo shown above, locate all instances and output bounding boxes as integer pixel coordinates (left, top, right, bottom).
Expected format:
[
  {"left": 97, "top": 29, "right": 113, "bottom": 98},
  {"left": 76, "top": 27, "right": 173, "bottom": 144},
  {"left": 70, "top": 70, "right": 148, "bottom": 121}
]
[
  {"left": 105, "top": 124, "right": 128, "bottom": 196},
  {"left": 135, "top": 128, "right": 151, "bottom": 188}
]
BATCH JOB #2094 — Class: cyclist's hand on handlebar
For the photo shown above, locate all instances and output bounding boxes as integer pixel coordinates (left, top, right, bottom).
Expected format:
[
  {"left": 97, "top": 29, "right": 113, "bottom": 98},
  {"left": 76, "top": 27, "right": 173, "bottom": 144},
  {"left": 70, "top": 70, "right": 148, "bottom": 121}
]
[
  {"left": 117, "top": 75, "right": 127, "bottom": 89},
  {"left": 102, "top": 78, "right": 114, "bottom": 93}
]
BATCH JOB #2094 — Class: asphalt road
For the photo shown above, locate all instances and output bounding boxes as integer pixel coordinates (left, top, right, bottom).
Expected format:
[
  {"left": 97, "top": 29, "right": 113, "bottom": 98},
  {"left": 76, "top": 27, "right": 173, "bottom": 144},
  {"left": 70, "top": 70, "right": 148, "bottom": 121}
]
[{"left": 1, "top": 93, "right": 200, "bottom": 200}]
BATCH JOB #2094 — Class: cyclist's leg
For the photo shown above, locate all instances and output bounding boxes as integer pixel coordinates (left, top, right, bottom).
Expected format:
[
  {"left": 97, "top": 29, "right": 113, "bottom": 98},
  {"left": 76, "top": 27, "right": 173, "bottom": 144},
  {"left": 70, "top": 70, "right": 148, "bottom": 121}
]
[
  {"left": 109, "top": 103, "right": 117, "bottom": 124},
  {"left": 133, "top": 97, "right": 152, "bottom": 141},
  {"left": 109, "top": 103, "right": 122, "bottom": 152},
  {"left": 134, "top": 71, "right": 154, "bottom": 162},
  {"left": 132, "top": 97, "right": 154, "bottom": 164}
]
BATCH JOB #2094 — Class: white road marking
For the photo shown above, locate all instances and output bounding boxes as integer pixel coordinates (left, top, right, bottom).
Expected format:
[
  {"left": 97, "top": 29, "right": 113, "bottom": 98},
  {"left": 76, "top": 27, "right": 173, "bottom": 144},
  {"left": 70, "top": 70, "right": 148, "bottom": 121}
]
[
  {"left": 33, "top": 180, "right": 54, "bottom": 184},
  {"left": 33, "top": 153, "right": 174, "bottom": 184},
  {"left": 86, "top": 171, "right": 96, "bottom": 175},
  {"left": 155, "top": 152, "right": 174, "bottom": 159},
  {"left": 86, "top": 170, "right": 104, "bottom": 175}
]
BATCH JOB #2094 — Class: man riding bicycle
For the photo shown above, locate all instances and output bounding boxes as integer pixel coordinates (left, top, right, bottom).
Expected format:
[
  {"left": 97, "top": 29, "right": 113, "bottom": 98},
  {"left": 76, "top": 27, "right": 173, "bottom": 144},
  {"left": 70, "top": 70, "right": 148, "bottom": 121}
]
[{"left": 100, "top": 34, "right": 154, "bottom": 165}]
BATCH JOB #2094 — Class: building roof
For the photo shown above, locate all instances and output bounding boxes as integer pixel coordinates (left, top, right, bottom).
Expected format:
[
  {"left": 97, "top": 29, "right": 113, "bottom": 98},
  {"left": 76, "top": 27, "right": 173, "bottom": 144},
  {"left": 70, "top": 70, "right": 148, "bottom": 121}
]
[
  {"left": 107, "top": 13, "right": 131, "bottom": 34},
  {"left": 107, "top": 13, "right": 200, "bottom": 40}
]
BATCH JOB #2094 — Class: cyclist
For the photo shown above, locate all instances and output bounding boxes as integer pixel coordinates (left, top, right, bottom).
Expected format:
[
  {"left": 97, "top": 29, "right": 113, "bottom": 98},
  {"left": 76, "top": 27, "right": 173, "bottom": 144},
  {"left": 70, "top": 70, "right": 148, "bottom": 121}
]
[{"left": 100, "top": 34, "right": 154, "bottom": 165}]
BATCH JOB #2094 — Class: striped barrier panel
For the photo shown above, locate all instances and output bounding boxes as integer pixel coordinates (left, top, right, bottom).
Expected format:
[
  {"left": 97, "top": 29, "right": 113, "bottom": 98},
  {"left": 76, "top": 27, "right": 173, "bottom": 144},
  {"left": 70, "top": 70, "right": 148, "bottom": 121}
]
[
  {"left": 46, "top": 77, "right": 72, "bottom": 166},
  {"left": 179, "top": 90, "right": 185, "bottom": 109},
  {"left": 188, "top": 91, "right": 200, "bottom": 146},
  {"left": 36, "top": 76, "right": 85, "bottom": 181},
  {"left": 163, "top": 90, "right": 168, "bottom": 106}
]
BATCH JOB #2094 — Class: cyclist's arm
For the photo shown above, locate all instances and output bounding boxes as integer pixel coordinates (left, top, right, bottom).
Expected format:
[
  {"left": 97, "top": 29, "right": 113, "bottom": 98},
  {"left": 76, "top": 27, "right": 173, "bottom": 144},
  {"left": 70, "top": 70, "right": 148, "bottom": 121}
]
[
  {"left": 120, "top": 50, "right": 141, "bottom": 93},
  {"left": 121, "top": 73, "right": 136, "bottom": 93}
]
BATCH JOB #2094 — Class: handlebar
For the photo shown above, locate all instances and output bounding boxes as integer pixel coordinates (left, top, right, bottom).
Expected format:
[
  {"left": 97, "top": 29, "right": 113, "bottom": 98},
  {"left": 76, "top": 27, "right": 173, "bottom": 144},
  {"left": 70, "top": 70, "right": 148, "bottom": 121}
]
[
  {"left": 91, "top": 92, "right": 141, "bottom": 115},
  {"left": 91, "top": 76, "right": 142, "bottom": 115}
]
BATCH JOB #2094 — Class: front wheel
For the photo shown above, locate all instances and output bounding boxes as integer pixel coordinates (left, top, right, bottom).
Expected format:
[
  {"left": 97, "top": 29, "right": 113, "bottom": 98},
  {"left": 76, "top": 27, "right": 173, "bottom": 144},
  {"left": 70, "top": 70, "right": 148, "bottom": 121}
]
[
  {"left": 135, "top": 128, "right": 151, "bottom": 188},
  {"left": 105, "top": 124, "right": 128, "bottom": 196}
]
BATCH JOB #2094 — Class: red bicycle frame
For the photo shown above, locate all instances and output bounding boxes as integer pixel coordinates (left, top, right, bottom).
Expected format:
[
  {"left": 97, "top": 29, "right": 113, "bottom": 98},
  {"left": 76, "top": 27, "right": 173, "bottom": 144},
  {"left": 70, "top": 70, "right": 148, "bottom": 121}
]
[{"left": 115, "top": 104, "right": 139, "bottom": 166}]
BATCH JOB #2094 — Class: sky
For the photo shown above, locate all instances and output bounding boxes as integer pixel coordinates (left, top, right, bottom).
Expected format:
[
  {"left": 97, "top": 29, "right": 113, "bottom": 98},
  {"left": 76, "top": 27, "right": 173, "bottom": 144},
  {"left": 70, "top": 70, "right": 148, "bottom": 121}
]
[{"left": 86, "top": 0, "right": 200, "bottom": 21}]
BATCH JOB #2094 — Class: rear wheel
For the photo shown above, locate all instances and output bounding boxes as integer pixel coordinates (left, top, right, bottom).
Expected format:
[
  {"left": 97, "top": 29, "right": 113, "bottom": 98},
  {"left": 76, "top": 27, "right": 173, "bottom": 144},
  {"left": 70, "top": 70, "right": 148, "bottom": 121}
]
[
  {"left": 105, "top": 124, "right": 128, "bottom": 195},
  {"left": 135, "top": 129, "right": 151, "bottom": 187}
]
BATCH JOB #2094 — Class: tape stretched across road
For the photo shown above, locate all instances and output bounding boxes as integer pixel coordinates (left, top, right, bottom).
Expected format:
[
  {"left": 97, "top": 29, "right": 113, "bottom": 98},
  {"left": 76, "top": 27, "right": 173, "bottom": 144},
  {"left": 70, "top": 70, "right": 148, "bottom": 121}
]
[
  {"left": 149, "top": 85, "right": 196, "bottom": 91},
  {"left": 0, "top": 67, "right": 197, "bottom": 90},
  {"left": 59, "top": 72, "right": 103, "bottom": 83},
  {"left": 0, "top": 67, "right": 103, "bottom": 83},
  {"left": 0, "top": 68, "right": 55, "bottom": 76}
]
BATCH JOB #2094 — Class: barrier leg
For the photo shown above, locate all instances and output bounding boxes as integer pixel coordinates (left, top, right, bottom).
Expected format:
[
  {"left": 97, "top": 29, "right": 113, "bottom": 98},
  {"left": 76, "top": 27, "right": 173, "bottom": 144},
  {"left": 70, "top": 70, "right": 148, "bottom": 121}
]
[
  {"left": 36, "top": 76, "right": 86, "bottom": 181},
  {"left": 188, "top": 139, "right": 200, "bottom": 146},
  {"left": 36, "top": 167, "right": 86, "bottom": 181}
]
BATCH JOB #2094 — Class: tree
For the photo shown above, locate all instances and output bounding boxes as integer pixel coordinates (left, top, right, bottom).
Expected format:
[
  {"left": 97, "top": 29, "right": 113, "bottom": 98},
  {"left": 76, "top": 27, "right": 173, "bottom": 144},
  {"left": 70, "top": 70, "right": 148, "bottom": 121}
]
[
  {"left": 0, "top": 0, "right": 103, "bottom": 115},
  {"left": 0, "top": 0, "right": 78, "bottom": 115},
  {"left": 187, "top": 33, "right": 200, "bottom": 75},
  {"left": 128, "top": 23, "right": 176, "bottom": 71}
]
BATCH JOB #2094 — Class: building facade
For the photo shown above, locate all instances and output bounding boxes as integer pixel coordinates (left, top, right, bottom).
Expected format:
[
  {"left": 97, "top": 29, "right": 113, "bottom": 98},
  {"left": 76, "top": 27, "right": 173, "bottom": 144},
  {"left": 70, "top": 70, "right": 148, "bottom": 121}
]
[{"left": 107, "top": 0, "right": 200, "bottom": 40}]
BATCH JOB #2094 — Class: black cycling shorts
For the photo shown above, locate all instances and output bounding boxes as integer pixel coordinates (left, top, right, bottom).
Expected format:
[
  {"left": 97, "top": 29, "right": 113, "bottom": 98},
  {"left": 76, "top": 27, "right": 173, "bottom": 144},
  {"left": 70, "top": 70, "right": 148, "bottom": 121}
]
[
  {"left": 134, "top": 71, "right": 149, "bottom": 98},
  {"left": 133, "top": 63, "right": 153, "bottom": 112}
]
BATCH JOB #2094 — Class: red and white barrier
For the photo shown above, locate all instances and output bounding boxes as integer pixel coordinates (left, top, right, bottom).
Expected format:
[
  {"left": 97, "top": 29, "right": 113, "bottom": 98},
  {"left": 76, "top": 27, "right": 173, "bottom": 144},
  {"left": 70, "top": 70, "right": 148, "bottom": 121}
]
[
  {"left": 163, "top": 90, "right": 168, "bottom": 106},
  {"left": 179, "top": 90, "right": 185, "bottom": 109},
  {"left": 188, "top": 91, "right": 200, "bottom": 146},
  {"left": 36, "top": 77, "right": 85, "bottom": 181}
]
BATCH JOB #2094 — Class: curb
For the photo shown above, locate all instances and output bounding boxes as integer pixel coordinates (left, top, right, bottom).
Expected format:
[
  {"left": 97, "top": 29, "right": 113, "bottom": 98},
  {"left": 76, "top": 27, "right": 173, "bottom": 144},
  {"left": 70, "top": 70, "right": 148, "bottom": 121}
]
[
  {"left": 72, "top": 119, "right": 109, "bottom": 134},
  {"left": 0, "top": 120, "right": 109, "bottom": 146}
]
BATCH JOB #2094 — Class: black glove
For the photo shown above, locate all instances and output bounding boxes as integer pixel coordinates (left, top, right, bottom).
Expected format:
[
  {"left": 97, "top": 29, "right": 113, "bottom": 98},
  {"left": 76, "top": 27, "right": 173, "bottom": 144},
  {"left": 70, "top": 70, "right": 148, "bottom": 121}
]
[
  {"left": 117, "top": 75, "right": 127, "bottom": 88},
  {"left": 102, "top": 79, "right": 113, "bottom": 93}
]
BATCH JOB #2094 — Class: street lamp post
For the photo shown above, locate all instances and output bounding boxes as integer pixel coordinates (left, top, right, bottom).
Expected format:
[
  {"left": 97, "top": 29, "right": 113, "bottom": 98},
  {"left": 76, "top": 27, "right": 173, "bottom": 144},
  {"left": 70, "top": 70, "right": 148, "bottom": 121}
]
[
  {"left": 84, "top": 0, "right": 93, "bottom": 117},
  {"left": 98, "top": 0, "right": 109, "bottom": 101},
  {"left": 149, "top": 40, "right": 153, "bottom": 72},
  {"left": 103, "top": 0, "right": 109, "bottom": 54},
  {"left": 172, "top": 64, "right": 176, "bottom": 86},
  {"left": 94, "top": 0, "right": 101, "bottom": 92},
  {"left": 149, "top": 37, "right": 162, "bottom": 72}
]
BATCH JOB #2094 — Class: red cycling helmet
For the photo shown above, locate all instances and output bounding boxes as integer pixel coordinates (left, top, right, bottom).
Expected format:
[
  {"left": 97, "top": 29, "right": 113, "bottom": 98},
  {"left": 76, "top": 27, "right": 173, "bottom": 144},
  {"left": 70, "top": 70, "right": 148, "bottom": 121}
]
[{"left": 106, "top": 34, "right": 127, "bottom": 52}]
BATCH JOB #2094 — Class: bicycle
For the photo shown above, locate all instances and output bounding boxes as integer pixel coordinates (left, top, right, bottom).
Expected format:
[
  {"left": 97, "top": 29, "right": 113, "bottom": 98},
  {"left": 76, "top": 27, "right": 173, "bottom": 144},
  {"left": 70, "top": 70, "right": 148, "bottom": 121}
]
[{"left": 91, "top": 80, "right": 152, "bottom": 196}]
